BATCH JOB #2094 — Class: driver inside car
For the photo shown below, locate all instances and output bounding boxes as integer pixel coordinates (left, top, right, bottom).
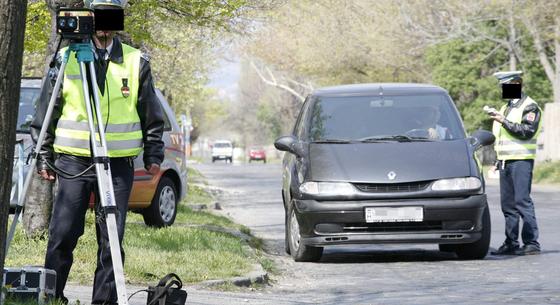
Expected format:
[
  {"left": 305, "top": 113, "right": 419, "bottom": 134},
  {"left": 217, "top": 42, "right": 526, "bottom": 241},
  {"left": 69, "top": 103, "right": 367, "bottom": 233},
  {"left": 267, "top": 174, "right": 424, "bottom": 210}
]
[{"left": 414, "top": 106, "right": 449, "bottom": 140}]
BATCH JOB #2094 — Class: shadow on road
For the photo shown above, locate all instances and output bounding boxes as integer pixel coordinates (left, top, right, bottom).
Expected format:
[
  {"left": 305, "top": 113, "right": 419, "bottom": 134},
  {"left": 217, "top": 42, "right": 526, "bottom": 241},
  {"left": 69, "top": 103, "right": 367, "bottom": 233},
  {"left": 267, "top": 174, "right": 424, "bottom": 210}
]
[
  {"left": 315, "top": 247, "right": 560, "bottom": 264},
  {"left": 319, "top": 248, "right": 458, "bottom": 264}
]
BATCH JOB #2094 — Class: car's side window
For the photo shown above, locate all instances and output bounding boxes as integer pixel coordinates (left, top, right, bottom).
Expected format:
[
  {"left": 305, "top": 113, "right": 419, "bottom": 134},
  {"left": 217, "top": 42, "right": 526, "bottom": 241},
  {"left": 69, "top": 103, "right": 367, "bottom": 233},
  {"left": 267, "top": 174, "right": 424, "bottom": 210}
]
[
  {"left": 162, "top": 110, "right": 172, "bottom": 131},
  {"left": 294, "top": 97, "right": 311, "bottom": 140}
]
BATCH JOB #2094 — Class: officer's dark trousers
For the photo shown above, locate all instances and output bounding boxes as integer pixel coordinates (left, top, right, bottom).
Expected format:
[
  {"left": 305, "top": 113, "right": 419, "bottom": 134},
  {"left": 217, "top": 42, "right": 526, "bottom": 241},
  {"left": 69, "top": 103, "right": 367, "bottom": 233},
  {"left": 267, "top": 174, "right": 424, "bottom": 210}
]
[
  {"left": 499, "top": 159, "right": 540, "bottom": 247},
  {"left": 45, "top": 154, "right": 133, "bottom": 304}
]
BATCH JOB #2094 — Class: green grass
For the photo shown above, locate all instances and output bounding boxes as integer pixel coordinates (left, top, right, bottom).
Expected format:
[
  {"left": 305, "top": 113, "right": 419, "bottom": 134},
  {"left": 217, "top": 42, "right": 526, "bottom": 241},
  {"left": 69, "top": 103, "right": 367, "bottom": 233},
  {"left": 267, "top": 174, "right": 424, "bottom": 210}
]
[
  {"left": 187, "top": 167, "right": 207, "bottom": 184},
  {"left": 184, "top": 184, "right": 213, "bottom": 205},
  {"left": 534, "top": 161, "right": 560, "bottom": 184},
  {"left": 3, "top": 297, "right": 69, "bottom": 305},
  {"left": 5, "top": 167, "right": 262, "bottom": 285}
]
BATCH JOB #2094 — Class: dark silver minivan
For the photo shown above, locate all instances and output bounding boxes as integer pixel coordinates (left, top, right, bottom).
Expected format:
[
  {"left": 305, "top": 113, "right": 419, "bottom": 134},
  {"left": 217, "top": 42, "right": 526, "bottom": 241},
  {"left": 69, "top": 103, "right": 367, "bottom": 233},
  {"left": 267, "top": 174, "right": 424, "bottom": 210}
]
[{"left": 275, "top": 83, "right": 495, "bottom": 262}]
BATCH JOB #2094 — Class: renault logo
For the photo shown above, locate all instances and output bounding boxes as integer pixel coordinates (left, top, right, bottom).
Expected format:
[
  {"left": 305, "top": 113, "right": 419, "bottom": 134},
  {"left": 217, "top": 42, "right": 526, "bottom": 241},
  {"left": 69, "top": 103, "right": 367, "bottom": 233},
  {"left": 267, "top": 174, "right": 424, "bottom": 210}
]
[{"left": 387, "top": 171, "right": 397, "bottom": 180}]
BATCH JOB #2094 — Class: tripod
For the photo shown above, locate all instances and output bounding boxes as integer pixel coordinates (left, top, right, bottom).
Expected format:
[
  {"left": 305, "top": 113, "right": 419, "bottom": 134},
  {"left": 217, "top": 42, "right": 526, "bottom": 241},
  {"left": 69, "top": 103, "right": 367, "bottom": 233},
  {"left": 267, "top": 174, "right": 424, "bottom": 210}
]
[{"left": 7, "top": 41, "right": 130, "bottom": 305}]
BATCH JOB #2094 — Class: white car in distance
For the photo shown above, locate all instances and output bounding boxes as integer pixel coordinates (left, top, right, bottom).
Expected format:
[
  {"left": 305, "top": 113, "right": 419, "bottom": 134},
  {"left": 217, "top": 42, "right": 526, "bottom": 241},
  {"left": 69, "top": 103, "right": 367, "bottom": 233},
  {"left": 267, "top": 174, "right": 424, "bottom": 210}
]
[{"left": 212, "top": 140, "right": 234, "bottom": 163}]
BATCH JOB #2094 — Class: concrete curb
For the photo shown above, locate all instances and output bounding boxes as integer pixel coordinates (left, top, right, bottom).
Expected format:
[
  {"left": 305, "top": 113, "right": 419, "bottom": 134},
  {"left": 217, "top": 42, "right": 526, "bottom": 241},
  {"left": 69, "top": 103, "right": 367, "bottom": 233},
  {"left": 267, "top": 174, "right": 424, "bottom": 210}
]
[{"left": 198, "top": 262, "right": 269, "bottom": 288}]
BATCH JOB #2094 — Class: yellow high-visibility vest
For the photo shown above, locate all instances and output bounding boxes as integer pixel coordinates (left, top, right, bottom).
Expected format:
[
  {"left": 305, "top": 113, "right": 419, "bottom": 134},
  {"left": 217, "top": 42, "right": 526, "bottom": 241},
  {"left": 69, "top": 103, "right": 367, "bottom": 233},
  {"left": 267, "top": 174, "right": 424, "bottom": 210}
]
[
  {"left": 53, "top": 44, "right": 143, "bottom": 157},
  {"left": 492, "top": 96, "right": 542, "bottom": 160}
]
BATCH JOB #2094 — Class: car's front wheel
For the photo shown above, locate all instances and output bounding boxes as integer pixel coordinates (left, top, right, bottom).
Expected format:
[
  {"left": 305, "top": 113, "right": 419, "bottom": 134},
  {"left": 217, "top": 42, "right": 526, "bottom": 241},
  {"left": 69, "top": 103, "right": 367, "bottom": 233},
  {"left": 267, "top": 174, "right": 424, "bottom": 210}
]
[
  {"left": 286, "top": 203, "right": 323, "bottom": 262},
  {"left": 143, "top": 176, "right": 178, "bottom": 228},
  {"left": 454, "top": 205, "right": 491, "bottom": 260}
]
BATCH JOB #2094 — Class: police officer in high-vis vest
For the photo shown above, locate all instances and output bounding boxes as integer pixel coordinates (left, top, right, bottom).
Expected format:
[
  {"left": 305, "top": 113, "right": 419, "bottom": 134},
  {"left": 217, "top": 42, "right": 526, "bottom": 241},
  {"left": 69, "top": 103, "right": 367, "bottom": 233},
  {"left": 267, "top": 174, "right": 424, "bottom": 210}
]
[
  {"left": 488, "top": 71, "right": 542, "bottom": 256},
  {"left": 30, "top": 0, "right": 164, "bottom": 303}
]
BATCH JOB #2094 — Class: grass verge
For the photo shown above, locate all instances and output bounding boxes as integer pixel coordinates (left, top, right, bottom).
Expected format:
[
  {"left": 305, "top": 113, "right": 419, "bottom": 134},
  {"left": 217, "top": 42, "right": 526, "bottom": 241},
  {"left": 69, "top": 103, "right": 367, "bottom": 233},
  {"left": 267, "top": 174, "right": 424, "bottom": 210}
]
[
  {"left": 5, "top": 166, "right": 261, "bottom": 287},
  {"left": 533, "top": 161, "right": 560, "bottom": 184}
]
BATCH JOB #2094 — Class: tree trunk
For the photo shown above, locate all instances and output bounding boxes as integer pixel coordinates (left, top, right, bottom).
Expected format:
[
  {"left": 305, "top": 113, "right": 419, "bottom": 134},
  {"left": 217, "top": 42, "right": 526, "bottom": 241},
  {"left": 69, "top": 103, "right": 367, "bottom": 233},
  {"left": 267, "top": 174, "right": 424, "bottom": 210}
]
[
  {"left": 22, "top": 175, "right": 53, "bottom": 236},
  {"left": 507, "top": 1, "right": 517, "bottom": 71},
  {"left": 555, "top": 16, "right": 560, "bottom": 103},
  {"left": 0, "top": 0, "right": 28, "bottom": 275}
]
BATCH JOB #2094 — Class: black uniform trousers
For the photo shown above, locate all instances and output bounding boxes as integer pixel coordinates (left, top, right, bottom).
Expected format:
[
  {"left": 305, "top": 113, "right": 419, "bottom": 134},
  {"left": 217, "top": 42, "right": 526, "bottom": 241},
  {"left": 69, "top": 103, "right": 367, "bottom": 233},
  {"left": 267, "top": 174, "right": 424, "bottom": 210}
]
[
  {"left": 45, "top": 154, "right": 134, "bottom": 304},
  {"left": 499, "top": 159, "right": 540, "bottom": 248}
]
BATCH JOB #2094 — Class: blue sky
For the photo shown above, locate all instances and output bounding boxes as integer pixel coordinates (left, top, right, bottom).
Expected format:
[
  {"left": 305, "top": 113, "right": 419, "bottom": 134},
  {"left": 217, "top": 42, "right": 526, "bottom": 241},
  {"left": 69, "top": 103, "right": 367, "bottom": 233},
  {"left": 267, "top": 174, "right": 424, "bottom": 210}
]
[{"left": 208, "top": 57, "right": 241, "bottom": 101}]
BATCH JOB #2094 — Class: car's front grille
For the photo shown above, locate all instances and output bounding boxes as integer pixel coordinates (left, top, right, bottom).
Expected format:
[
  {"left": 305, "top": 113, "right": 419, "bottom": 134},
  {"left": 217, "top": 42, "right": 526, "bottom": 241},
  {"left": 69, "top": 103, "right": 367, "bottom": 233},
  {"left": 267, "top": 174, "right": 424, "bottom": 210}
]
[
  {"left": 343, "top": 221, "right": 443, "bottom": 233},
  {"left": 353, "top": 181, "right": 432, "bottom": 193}
]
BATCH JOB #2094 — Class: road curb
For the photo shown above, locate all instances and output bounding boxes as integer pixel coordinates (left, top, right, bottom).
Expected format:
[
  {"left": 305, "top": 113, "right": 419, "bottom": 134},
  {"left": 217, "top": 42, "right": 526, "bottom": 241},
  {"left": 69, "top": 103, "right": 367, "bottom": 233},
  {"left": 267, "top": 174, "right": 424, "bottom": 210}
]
[{"left": 198, "top": 262, "right": 269, "bottom": 288}]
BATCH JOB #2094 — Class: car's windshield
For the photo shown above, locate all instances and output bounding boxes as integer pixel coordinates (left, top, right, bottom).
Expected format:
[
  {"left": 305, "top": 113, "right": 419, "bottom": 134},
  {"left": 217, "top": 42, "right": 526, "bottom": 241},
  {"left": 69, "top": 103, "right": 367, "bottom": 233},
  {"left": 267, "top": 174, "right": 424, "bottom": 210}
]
[
  {"left": 17, "top": 87, "right": 40, "bottom": 133},
  {"left": 307, "top": 94, "right": 465, "bottom": 142},
  {"left": 214, "top": 143, "right": 232, "bottom": 148}
]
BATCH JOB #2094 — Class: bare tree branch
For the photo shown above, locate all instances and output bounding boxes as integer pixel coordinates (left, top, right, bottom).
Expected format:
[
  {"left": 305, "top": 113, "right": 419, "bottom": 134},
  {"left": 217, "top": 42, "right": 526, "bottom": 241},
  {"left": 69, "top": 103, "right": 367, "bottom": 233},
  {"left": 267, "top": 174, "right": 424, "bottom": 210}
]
[
  {"left": 523, "top": 16, "right": 556, "bottom": 84},
  {"left": 250, "top": 60, "right": 306, "bottom": 102}
]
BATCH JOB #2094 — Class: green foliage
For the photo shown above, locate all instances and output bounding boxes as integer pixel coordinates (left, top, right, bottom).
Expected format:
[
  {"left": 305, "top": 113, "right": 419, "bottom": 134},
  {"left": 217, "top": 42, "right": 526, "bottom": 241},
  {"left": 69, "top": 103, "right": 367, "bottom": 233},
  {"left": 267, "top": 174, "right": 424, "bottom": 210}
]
[
  {"left": 256, "top": 102, "right": 283, "bottom": 142},
  {"left": 425, "top": 35, "right": 552, "bottom": 133},
  {"left": 425, "top": 39, "right": 505, "bottom": 132},
  {"left": 22, "top": 1, "right": 51, "bottom": 76},
  {"left": 24, "top": 2, "right": 50, "bottom": 53},
  {"left": 533, "top": 161, "right": 560, "bottom": 184}
]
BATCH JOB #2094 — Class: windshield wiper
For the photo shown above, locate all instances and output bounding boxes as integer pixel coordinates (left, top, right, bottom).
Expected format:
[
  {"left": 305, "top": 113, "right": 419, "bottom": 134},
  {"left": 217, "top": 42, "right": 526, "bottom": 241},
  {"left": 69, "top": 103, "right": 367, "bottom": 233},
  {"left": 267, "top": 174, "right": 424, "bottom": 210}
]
[
  {"left": 312, "top": 139, "right": 353, "bottom": 144},
  {"left": 359, "top": 135, "right": 432, "bottom": 142}
]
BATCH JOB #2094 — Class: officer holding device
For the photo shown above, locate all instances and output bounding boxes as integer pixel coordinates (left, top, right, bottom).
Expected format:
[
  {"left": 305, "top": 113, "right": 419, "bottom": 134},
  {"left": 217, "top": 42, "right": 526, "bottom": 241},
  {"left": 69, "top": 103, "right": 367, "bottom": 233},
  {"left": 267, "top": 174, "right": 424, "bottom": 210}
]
[{"left": 487, "top": 71, "right": 543, "bottom": 256}]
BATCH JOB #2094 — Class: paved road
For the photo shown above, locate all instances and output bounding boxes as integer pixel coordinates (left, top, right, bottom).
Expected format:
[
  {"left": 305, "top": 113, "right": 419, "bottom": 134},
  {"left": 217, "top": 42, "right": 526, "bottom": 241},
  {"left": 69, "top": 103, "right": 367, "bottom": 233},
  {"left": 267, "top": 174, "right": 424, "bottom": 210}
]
[{"left": 187, "top": 162, "right": 560, "bottom": 305}]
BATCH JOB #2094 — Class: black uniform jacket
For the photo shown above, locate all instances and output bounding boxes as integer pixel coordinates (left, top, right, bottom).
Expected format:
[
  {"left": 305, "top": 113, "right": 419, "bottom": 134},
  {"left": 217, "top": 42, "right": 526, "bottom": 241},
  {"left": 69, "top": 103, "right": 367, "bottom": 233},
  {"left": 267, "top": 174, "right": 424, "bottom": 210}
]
[
  {"left": 501, "top": 95, "right": 541, "bottom": 140},
  {"left": 30, "top": 37, "right": 164, "bottom": 171}
]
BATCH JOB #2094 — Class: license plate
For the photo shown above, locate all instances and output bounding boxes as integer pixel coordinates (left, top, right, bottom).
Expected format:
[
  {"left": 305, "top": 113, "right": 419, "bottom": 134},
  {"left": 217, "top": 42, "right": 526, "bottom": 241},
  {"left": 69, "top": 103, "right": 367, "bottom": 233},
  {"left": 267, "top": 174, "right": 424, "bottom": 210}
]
[{"left": 365, "top": 206, "right": 423, "bottom": 223}]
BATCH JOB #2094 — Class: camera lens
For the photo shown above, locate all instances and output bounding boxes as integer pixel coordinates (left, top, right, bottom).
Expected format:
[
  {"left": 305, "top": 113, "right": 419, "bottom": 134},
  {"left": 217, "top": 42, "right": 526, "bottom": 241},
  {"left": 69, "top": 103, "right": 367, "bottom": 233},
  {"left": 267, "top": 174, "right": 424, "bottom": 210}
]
[{"left": 67, "top": 17, "right": 77, "bottom": 30}]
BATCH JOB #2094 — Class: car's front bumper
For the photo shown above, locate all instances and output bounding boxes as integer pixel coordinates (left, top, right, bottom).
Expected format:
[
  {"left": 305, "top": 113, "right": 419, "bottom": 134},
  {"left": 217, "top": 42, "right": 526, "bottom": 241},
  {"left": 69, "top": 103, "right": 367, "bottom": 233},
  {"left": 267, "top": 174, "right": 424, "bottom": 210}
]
[
  {"left": 212, "top": 155, "right": 232, "bottom": 160},
  {"left": 293, "top": 194, "right": 487, "bottom": 246}
]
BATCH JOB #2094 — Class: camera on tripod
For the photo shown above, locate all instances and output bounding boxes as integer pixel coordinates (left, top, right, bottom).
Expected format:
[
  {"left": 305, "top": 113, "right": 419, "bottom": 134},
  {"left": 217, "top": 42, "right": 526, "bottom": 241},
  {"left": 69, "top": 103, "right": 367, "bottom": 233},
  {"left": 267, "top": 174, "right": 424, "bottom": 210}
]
[{"left": 56, "top": 8, "right": 124, "bottom": 40}]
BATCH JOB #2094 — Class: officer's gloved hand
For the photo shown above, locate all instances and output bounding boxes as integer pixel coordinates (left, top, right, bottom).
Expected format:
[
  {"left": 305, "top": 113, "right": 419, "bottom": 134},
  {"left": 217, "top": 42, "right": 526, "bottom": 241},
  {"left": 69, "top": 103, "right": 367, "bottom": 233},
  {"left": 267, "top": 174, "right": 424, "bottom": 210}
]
[
  {"left": 146, "top": 163, "right": 160, "bottom": 176},
  {"left": 37, "top": 152, "right": 55, "bottom": 181}
]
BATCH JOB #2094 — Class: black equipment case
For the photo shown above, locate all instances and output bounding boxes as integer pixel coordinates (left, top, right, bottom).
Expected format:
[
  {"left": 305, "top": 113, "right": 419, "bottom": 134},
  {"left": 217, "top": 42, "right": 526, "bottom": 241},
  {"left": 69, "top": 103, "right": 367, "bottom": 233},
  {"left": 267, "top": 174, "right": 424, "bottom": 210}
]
[{"left": 2, "top": 266, "right": 56, "bottom": 304}]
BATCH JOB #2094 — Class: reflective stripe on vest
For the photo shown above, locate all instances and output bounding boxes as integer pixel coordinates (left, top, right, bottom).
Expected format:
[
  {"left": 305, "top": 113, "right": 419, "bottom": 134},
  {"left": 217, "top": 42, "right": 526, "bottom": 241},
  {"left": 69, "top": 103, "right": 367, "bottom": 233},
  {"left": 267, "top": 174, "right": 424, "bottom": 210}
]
[
  {"left": 492, "top": 96, "right": 542, "bottom": 160},
  {"left": 54, "top": 43, "right": 143, "bottom": 158}
]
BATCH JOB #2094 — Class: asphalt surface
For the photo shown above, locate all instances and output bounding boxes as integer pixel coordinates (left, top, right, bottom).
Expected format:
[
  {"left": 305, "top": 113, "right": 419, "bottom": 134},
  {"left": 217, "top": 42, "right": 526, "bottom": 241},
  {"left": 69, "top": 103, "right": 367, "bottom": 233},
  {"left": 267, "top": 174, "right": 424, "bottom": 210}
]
[
  {"left": 187, "top": 162, "right": 560, "bottom": 305},
  {"left": 65, "top": 162, "right": 560, "bottom": 304}
]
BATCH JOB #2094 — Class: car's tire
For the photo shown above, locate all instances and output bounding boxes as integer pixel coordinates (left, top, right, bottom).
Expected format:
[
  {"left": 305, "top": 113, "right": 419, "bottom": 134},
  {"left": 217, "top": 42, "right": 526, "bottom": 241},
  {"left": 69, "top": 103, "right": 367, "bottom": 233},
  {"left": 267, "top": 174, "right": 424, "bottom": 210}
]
[
  {"left": 212, "top": 158, "right": 215, "bottom": 163},
  {"left": 287, "top": 203, "right": 323, "bottom": 262},
  {"left": 249, "top": 159, "right": 252, "bottom": 163},
  {"left": 229, "top": 157, "right": 233, "bottom": 163},
  {"left": 142, "top": 176, "right": 178, "bottom": 228},
  {"left": 263, "top": 159, "right": 267, "bottom": 164},
  {"left": 454, "top": 205, "right": 491, "bottom": 260},
  {"left": 284, "top": 212, "right": 291, "bottom": 255},
  {"left": 282, "top": 193, "right": 291, "bottom": 255}
]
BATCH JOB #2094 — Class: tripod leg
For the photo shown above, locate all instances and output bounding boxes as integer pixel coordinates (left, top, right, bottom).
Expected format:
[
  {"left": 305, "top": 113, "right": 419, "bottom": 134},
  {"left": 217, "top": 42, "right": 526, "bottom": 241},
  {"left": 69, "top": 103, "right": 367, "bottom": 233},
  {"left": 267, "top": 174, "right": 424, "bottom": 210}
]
[
  {"left": 5, "top": 143, "right": 24, "bottom": 257},
  {"left": 4, "top": 57, "right": 69, "bottom": 257},
  {"left": 78, "top": 61, "right": 129, "bottom": 305}
]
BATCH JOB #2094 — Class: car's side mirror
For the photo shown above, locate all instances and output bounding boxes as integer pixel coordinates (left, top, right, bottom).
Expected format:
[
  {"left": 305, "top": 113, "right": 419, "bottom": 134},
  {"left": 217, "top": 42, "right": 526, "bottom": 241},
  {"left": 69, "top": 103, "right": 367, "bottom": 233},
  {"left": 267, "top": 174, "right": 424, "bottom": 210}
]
[
  {"left": 274, "top": 135, "right": 304, "bottom": 157},
  {"left": 470, "top": 130, "right": 495, "bottom": 149}
]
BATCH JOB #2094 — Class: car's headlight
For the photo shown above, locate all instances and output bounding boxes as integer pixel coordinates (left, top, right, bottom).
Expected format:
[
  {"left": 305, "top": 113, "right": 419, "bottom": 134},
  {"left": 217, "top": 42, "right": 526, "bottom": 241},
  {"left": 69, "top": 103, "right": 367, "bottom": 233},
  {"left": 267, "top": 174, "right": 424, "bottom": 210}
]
[
  {"left": 431, "top": 177, "right": 481, "bottom": 191},
  {"left": 299, "top": 181, "right": 357, "bottom": 196}
]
